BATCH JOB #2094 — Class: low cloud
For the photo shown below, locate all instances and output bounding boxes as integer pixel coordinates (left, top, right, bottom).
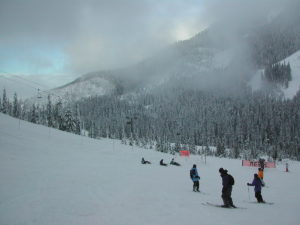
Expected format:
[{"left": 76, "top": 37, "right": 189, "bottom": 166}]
[
  {"left": 0, "top": 0, "right": 207, "bottom": 77},
  {"left": 1, "top": 0, "right": 296, "bottom": 81}
]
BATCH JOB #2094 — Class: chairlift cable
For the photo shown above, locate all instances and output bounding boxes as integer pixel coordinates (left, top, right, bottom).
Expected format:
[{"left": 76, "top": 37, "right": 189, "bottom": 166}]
[{"left": 0, "top": 71, "right": 64, "bottom": 100}]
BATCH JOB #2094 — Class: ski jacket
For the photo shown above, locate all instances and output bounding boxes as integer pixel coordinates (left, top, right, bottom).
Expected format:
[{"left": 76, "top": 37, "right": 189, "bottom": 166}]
[
  {"left": 249, "top": 178, "right": 263, "bottom": 192},
  {"left": 221, "top": 174, "right": 231, "bottom": 188},
  {"left": 190, "top": 168, "right": 200, "bottom": 182}
]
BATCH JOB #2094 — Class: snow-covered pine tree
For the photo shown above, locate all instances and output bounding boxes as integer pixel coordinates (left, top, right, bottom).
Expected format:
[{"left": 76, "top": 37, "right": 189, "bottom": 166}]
[
  {"left": 2, "top": 88, "right": 8, "bottom": 114},
  {"left": 30, "top": 104, "right": 37, "bottom": 124},
  {"left": 12, "top": 92, "right": 20, "bottom": 118},
  {"left": 46, "top": 95, "right": 53, "bottom": 127},
  {"left": 62, "top": 109, "right": 76, "bottom": 133}
]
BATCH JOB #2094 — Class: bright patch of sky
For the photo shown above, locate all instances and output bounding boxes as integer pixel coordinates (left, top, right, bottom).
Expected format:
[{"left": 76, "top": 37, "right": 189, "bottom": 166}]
[
  {"left": 0, "top": 0, "right": 208, "bottom": 80},
  {"left": 0, "top": 45, "right": 66, "bottom": 75}
]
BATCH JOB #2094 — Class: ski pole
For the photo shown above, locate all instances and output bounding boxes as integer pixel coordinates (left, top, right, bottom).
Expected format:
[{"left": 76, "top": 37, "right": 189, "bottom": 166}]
[{"left": 247, "top": 185, "right": 250, "bottom": 201}]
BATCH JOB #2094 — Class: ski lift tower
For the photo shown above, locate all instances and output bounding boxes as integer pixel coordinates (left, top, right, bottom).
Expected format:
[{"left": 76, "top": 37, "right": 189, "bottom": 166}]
[{"left": 126, "top": 114, "right": 138, "bottom": 149}]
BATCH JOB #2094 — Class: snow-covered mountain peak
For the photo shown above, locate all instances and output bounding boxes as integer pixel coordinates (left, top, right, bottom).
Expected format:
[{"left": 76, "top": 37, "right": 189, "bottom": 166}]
[{"left": 53, "top": 74, "right": 115, "bottom": 101}]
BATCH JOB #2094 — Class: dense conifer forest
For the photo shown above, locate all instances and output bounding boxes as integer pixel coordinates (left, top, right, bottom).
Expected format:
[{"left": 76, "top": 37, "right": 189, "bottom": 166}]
[{"left": 2, "top": 85, "right": 300, "bottom": 161}]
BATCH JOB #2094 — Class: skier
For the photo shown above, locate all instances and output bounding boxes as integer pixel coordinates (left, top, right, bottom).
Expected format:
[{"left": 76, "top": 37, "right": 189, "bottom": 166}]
[
  {"left": 257, "top": 167, "right": 266, "bottom": 186},
  {"left": 247, "top": 173, "right": 265, "bottom": 203},
  {"left": 219, "top": 168, "right": 236, "bottom": 208},
  {"left": 259, "top": 158, "right": 265, "bottom": 170},
  {"left": 190, "top": 164, "right": 200, "bottom": 192},
  {"left": 170, "top": 158, "right": 181, "bottom": 166},
  {"left": 141, "top": 158, "right": 151, "bottom": 164},
  {"left": 160, "top": 159, "right": 167, "bottom": 166},
  {"left": 257, "top": 168, "right": 264, "bottom": 180}
]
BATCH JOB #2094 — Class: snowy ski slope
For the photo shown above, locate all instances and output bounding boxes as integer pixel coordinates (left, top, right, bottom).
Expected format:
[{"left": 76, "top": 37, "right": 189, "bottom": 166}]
[{"left": 0, "top": 113, "right": 299, "bottom": 225}]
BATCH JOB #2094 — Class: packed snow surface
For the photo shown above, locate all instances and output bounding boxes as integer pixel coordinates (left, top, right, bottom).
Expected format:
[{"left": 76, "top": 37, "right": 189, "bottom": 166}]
[{"left": 0, "top": 113, "right": 299, "bottom": 225}]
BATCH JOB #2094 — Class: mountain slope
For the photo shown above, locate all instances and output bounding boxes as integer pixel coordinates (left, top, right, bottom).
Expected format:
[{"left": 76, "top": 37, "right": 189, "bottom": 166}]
[
  {"left": 51, "top": 5, "right": 300, "bottom": 100},
  {"left": 1, "top": 113, "right": 300, "bottom": 225},
  {"left": 249, "top": 50, "right": 300, "bottom": 98}
]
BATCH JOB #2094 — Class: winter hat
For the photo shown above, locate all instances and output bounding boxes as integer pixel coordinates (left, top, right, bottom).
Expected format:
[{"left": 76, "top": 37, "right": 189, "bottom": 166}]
[
  {"left": 254, "top": 173, "right": 258, "bottom": 178},
  {"left": 193, "top": 164, "right": 197, "bottom": 168},
  {"left": 219, "top": 168, "right": 228, "bottom": 174}
]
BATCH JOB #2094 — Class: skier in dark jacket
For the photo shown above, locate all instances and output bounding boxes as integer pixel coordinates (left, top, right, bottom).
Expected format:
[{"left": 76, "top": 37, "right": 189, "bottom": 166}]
[
  {"left": 219, "top": 168, "right": 236, "bottom": 208},
  {"left": 190, "top": 164, "right": 200, "bottom": 192},
  {"left": 259, "top": 158, "right": 265, "bottom": 170},
  {"left": 247, "top": 173, "right": 265, "bottom": 203}
]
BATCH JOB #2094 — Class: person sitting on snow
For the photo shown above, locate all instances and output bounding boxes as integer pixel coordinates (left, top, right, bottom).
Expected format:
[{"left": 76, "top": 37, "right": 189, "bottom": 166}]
[
  {"left": 141, "top": 158, "right": 151, "bottom": 164},
  {"left": 170, "top": 158, "right": 181, "bottom": 166},
  {"left": 160, "top": 159, "right": 167, "bottom": 166}
]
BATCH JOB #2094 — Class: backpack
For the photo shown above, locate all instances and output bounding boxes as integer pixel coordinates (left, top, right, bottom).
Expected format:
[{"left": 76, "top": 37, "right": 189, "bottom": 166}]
[
  {"left": 190, "top": 169, "right": 196, "bottom": 178},
  {"left": 228, "top": 174, "right": 235, "bottom": 185}
]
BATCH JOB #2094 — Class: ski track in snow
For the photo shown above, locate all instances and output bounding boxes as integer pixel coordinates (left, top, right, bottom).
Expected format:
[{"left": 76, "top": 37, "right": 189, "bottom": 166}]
[{"left": 0, "top": 113, "right": 300, "bottom": 225}]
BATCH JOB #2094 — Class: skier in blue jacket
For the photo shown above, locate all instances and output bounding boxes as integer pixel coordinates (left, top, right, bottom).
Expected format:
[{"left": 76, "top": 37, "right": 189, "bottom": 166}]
[
  {"left": 247, "top": 173, "right": 265, "bottom": 203},
  {"left": 190, "top": 164, "right": 200, "bottom": 192}
]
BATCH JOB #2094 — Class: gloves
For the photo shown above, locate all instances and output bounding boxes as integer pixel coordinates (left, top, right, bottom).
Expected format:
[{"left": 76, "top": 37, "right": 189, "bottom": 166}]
[
  {"left": 197, "top": 176, "right": 200, "bottom": 179},
  {"left": 247, "top": 183, "right": 250, "bottom": 186}
]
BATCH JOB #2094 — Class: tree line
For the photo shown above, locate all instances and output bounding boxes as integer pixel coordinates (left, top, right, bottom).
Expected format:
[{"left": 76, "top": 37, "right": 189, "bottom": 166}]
[
  {"left": 0, "top": 89, "right": 80, "bottom": 135},
  {"left": 263, "top": 62, "right": 292, "bottom": 88},
  {"left": 1, "top": 86, "right": 300, "bottom": 161}
]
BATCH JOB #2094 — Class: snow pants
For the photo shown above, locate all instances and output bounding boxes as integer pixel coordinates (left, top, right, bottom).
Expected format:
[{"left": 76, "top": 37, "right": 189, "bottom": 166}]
[
  {"left": 222, "top": 186, "right": 233, "bottom": 206},
  {"left": 255, "top": 191, "right": 264, "bottom": 203},
  {"left": 193, "top": 181, "right": 199, "bottom": 191}
]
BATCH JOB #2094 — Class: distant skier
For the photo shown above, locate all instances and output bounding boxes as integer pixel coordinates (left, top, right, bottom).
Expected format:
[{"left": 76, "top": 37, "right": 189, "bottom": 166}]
[
  {"left": 259, "top": 158, "right": 265, "bottom": 170},
  {"left": 247, "top": 173, "right": 265, "bottom": 203},
  {"left": 190, "top": 164, "right": 200, "bottom": 192},
  {"left": 141, "top": 158, "right": 151, "bottom": 164},
  {"left": 257, "top": 168, "right": 264, "bottom": 180},
  {"left": 219, "top": 168, "right": 236, "bottom": 208},
  {"left": 160, "top": 159, "right": 167, "bottom": 166},
  {"left": 257, "top": 168, "right": 265, "bottom": 186},
  {"left": 170, "top": 158, "right": 181, "bottom": 166}
]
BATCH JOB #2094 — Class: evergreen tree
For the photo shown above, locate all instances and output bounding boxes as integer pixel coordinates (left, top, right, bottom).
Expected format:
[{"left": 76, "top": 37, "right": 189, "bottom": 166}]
[
  {"left": 30, "top": 104, "right": 37, "bottom": 123},
  {"left": 216, "top": 139, "right": 226, "bottom": 157},
  {"left": 2, "top": 88, "right": 8, "bottom": 114},
  {"left": 73, "top": 104, "right": 81, "bottom": 135},
  {"left": 13, "top": 92, "right": 19, "bottom": 118},
  {"left": 62, "top": 109, "right": 76, "bottom": 133},
  {"left": 53, "top": 100, "right": 63, "bottom": 129},
  {"left": 46, "top": 95, "right": 53, "bottom": 127}
]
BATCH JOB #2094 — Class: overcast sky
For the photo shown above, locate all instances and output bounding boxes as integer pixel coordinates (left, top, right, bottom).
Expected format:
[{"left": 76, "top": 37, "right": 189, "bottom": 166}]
[
  {"left": 0, "top": 0, "right": 295, "bottom": 84},
  {"left": 0, "top": 0, "right": 209, "bottom": 77}
]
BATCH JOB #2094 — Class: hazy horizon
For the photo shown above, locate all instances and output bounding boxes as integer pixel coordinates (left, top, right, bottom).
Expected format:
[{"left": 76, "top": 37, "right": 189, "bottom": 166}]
[{"left": 0, "top": 0, "right": 297, "bottom": 90}]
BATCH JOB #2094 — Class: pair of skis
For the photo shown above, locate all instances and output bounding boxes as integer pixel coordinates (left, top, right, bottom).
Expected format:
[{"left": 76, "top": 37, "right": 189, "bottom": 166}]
[
  {"left": 202, "top": 202, "right": 247, "bottom": 209},
  {"left": 202, "top": 201, "right": 274, "bottom": 209}
]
